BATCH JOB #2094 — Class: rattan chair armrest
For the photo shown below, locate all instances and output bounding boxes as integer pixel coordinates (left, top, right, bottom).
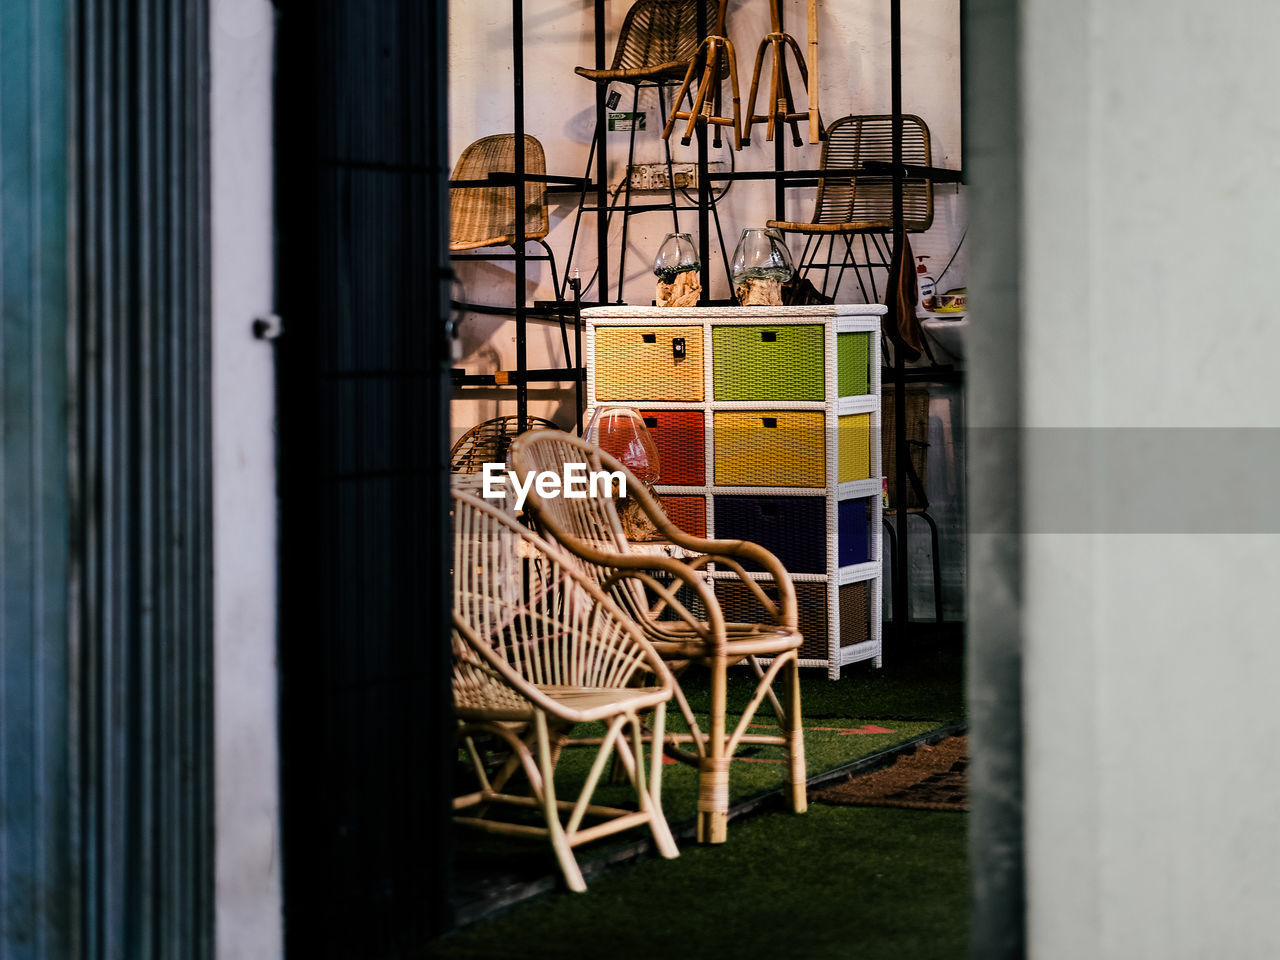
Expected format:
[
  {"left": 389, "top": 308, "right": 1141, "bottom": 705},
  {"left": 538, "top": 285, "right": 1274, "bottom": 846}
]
[{"left": 625, "top": 475, "right": 799, "bottom": 629}]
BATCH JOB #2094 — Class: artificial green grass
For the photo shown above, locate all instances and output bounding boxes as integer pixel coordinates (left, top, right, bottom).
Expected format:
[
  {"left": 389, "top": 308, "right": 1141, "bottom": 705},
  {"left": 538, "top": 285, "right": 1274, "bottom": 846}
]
[
  {"left": 425, "top": 804, "right": 969, "bottom": 960},
  {"left": 444, "top": 636, "right": 968, "bottom": 956}
]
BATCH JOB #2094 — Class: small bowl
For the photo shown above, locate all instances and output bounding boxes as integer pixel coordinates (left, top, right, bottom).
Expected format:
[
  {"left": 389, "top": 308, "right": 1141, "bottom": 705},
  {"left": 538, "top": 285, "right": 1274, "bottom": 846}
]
[{"left": 932, "top": 288, "right": 967, "bottom": 313}]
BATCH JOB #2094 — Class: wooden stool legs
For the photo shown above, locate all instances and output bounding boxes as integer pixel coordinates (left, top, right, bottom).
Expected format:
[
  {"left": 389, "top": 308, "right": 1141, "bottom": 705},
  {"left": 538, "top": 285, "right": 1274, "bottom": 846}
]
[{"left": 661, "top": 34, "right": 742, "bottom": 150}]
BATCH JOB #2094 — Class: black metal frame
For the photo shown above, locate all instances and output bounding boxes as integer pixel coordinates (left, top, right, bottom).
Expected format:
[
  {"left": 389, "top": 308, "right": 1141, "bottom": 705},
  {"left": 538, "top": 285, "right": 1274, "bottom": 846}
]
[{"left": 448, "top": 0, "right": 588, "bottom": 433}]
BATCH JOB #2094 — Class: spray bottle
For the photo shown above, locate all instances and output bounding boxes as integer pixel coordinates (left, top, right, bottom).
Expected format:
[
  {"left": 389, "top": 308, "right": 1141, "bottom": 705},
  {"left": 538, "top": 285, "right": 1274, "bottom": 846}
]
[{"left": 915, "top": 256, "right": 936, "bottom": 311}]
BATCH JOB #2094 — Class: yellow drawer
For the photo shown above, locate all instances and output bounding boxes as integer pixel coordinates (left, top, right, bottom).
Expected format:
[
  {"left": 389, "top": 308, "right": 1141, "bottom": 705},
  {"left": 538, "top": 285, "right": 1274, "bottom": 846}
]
[
  {"left": 838, "top": 413, "right": 871, "bottom": 482},
  {"left": 593, "top": 326, "right": 704, "bottom": 401},
  {"left": 713, "top": 411, "right": 826, "bottom": 487}
]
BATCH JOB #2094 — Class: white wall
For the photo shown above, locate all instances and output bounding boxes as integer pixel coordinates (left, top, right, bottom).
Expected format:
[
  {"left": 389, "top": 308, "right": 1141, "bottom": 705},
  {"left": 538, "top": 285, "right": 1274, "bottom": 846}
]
[
  {"left": 210, "top": 1, "right": 283, "bottom": 957},
  {"left": 1021, "top": 1, "right": 1280, "bottom": 956},
  {"left": 448, "top": 0, "right": 964, "bottom": 441}
]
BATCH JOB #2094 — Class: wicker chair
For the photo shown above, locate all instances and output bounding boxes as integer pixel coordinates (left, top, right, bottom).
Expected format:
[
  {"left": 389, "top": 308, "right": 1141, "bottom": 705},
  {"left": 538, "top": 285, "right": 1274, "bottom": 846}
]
[
  {"left": 568, "top": 0, "right": 721, "bottom": 302},
  {"left": 768, "top": 114, "right": 934, "bottom": 302},
  {"left": 881, "top": 387, "right": 943, "bottom": 623},
  {"left": 451, "top": 491, "right": 679, "bottom": 892},
  {"left": 450, "top": 415, "right": 561, "bottom": 475},
  {"left": 509, "top": 431, "right": 807, "bottom": 844},
  {"left": 450, "top": 134, "right": 563, "bottom": 307}
]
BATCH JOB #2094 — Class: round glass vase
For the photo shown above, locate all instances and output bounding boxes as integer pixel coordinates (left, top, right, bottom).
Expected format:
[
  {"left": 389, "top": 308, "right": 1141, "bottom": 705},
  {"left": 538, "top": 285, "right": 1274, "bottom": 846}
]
[
  {"left": 730, "top": 227, "right": 794, "bottom": 293},
  {"left": 653, "top": 232, "right": 700, "bottom": 285}
]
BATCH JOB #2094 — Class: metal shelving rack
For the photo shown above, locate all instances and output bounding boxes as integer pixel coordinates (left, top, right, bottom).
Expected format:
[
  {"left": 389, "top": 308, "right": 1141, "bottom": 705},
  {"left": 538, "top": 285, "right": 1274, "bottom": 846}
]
[
  {"left": 449, "top": 0, "right": 591, "bottom": 432},
  {"left": 694, "top": 0, "right": 964, "bottom": 639},
  {"left": 454, "top": 0, "right": 965, "bottom": 636}
]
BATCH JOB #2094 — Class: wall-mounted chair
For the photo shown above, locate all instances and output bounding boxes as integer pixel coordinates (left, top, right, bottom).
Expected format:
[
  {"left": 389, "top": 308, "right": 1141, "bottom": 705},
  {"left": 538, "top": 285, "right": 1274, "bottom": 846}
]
[
  {"left": 451, "top": 490, "right": 679, "bottom": 892},
  {"left": 568, "top": 0, "right": 724, "bottom": 302},
  {"left": 768, "top": 114, "right": 933, "bottom": 302},
  {"left": 450, "top": 134, "right": 564, "bottom": 309},
  {"left": 881, "top": 386, "right": 942, "bottom": 623},
  {"left": 510, "top": 431, "right": 807, "bottom": 845},
  {"left": 661, "top": 0, "right": 741, "bottom": 150}
]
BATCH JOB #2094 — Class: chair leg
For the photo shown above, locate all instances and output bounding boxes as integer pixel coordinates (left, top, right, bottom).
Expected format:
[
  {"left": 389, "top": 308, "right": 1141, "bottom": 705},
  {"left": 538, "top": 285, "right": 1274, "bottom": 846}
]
[
  {"left": 656, "top": 85, "right": 681, "bottom": 233},
  {"left": 919, "top": 510, "right": 944, "bottom": 623},
  {"left": 784, "top": 654, "right": 808, "bottom": 814},
  {"left": 662, "top": 51, "right": 703, "bottom": 142},
  {"left": 614, "top": 85, "right": 643, "bottom": 302},
  {"left": 882, "top": 516, "right": 897, "bottom": 616},
  {"left": 724, "top": 39, "right": 743, "bottom": 151},
  {"left": 679, "top": 45, "right": 714, "bottom": 145},
  {"left": 741, "top": 36, "right": 770, "bottom": 145},
  {"left": 534, "top": 711, "right": 586, "bottom": 893},
  {"left": 697, "top": 655, "right": 730, "bottom": 844},
  {"left": 795, "top": 233, "right": 815, "bottom": 278},
  {"left": 635, "top": 705, "right": 679, "bottom": 859}
]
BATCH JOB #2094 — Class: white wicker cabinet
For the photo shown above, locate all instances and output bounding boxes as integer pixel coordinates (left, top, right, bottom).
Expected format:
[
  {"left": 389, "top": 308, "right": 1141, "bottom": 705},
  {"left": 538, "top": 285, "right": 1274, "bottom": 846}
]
[{"left": 584, "top": 304, "right": 885, "bottom": 678}]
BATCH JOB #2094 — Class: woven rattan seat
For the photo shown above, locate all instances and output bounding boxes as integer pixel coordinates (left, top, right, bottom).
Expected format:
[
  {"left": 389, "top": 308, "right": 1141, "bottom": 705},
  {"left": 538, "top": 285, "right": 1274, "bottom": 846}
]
[
  {"left": 768, "top": 114, "right": 934, "bottom": 300},
  {"left": 450, "top": 415, "right": 560, "bottom": 474},
  {"left": 510, "top": 431, "right": 808, "bottom": 845},
  {"left": 452, "top": 491, "right": 679, "bottom": 892},
  {"left": 574, "top": 0, "right": 713, "bottom": 85}
]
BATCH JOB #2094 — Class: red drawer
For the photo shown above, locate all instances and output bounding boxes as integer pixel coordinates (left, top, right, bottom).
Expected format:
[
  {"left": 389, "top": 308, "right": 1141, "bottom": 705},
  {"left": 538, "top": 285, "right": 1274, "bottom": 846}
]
[
  {"left": 640, "top": 410, "right": 705, "bottom": 485},
  {"left": 658, "top": 495, "right": 706, "bottom": 538}
]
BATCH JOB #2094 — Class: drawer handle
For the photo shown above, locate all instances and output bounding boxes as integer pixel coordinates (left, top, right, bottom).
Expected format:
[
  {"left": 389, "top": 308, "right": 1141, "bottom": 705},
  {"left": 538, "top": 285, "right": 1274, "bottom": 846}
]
[
  {"left": 642, "top": 333, "right": 657, "bottom": 343},
  {"left": 762, "top": 417, "right": 777, "bottom": 428},
  {"left": 672, "top": 336, "right": 686, "bottom": 360},
  {"left": 643, "top": 417, "right": 658, "bottom": 428},
  {"left": 761, "top": 331, "right": 776, "bottom": 342}
]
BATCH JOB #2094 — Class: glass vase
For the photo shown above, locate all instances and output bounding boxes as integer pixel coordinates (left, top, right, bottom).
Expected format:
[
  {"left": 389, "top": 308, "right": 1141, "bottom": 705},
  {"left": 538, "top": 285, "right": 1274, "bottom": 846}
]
[
  {"left": 730, "top": 227, "right": 794, "bottom": 289},
  {"left": 653, "top": 232, "right": 699, "bottom": 285}
]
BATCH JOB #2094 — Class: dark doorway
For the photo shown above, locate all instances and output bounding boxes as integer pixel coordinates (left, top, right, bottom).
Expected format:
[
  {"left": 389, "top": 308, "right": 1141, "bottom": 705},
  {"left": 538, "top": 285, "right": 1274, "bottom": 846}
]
[{"left": 274, "top": 1, "right": 455, "bottom": 954}]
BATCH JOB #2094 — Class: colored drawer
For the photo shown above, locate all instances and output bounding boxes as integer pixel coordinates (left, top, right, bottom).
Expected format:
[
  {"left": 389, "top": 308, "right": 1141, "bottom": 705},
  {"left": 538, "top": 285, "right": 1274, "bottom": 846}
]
[
  {"left": 594, "top": 326, "right": 704, "bottom": 401},
  {"left": 715, "top": 579, "right": 830, "bottom": 658},
  {"left": 712, "top": 324, "right": 825, "bottom": 401},
  {"left": 838, "top": 413, "right": 871, "bottom": 482},
  {"left": 640, "top": 410, "right": 705, "bottom": 485},
  {"left": 658, "top": 495, "right": 706, "bottom": 538},
  {"left": 837, "top": 332, "right": 870, "bottom": 396},
  {"left": 838, "top": 497, "right": 872, "bottom": 567},
  {"left": 713, "top": 411, "right": 826, "bottom": 487},
  {"left": 713, "top": 495, "right": 826, "bottom": 574},
  {"left": 838, "top": 581, "right": 869, "bottom": 649},
  {"left": 714, "top": 580, "right": 866, "bottom": 658}
]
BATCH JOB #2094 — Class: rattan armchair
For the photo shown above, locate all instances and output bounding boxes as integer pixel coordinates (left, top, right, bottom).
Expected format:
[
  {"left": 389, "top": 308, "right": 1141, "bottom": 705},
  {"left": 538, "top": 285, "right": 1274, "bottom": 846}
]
[
  {"left": 452, "top": 491, "right": 679, "bottom": 892},
  {"left": 450, "top": 134, "right": 563, "bottom": 306},
  {"left": 509, "top": 431, "right": 807, "bottom": 844},
  {"left": 768, "top": 114, "right": 934, "bottom": 302}
]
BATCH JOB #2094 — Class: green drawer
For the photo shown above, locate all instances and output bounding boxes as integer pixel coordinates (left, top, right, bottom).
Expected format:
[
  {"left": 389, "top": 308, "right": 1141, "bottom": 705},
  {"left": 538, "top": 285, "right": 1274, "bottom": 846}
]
[
  {"left": 837, "top": 332, "right": 870, "bottom": 396},
  {"left": 712, "top": 324, "right": 825, "bottom": 401}
]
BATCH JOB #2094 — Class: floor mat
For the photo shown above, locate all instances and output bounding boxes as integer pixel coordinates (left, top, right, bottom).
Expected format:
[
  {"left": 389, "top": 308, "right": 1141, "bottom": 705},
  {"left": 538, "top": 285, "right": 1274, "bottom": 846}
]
[{"left": 810, "top": 735, "right": 968, "bottom": 811}]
